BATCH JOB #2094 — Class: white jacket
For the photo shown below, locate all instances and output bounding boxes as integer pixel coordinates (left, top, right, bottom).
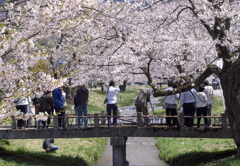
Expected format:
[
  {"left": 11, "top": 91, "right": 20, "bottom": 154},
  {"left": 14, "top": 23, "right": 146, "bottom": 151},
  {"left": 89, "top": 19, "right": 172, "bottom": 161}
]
[
  {"left": 107, "top": 86, "right": 120, "bottom": 104},
  {"left": 164, "top": 87, "right": 179, "bottom": 105},
  {"left": 204, "top": 85, "right": 214, "bottom": 105},
  {"left": 196, "top": 92, "right": 207, "bottom": 108}
]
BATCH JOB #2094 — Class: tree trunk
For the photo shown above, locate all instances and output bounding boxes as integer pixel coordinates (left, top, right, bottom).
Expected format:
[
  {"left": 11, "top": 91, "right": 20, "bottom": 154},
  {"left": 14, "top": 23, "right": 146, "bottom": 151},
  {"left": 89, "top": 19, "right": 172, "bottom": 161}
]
[{"left": 221, "top": 59, "right": 240, "bottom": 157}]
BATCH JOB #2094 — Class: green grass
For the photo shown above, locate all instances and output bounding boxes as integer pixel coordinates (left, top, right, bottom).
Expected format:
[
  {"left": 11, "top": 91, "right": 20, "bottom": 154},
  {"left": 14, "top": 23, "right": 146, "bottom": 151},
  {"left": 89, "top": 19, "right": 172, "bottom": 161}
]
[
  {"left": 0, "top": 138, "right": 108, "bottom": 166},
  {"left": 1, "top": 86, "right": 240, "bottom": 166},
  {"left": 0, "top": 85, "right": 139, "bottom": 166},
  {"left": 154, "top": 95, "right": 240, "bottom": 166}
]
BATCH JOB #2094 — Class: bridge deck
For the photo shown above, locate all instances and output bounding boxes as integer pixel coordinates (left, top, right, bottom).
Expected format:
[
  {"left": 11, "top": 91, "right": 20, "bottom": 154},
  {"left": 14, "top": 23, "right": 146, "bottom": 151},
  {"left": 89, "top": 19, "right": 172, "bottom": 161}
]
[{"left": 0, "top": 125, "right": 232, "bottom": 139}]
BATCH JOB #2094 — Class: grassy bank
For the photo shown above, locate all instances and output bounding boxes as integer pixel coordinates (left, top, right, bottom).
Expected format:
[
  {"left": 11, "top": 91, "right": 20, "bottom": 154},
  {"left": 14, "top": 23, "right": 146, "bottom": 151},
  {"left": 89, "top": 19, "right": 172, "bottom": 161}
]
[
  {"left": 0, "top": 85, "right": 138, "bottom": 166},
  {"left": 1, "top": 85, "right": 239, "bottom": 166},
  {"left": 154, "top": 95, "right": 240, "bottom": 166}
]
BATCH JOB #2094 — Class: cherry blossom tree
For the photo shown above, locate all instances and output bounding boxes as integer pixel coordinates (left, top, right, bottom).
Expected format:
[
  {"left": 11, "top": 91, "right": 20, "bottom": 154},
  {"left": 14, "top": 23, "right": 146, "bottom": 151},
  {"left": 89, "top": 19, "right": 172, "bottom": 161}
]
[{"left": 1, "top": 0, "right": 240, "bottom": 157}]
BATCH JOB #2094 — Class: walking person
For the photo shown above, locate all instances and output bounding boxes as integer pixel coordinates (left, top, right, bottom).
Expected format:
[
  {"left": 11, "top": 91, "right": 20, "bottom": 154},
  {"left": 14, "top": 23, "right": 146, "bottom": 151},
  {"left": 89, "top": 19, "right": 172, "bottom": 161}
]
[
  {"left": 196, "top": 86, "right": 208, "bottom": 128},
  {"left": 106, "top": 80, "right": 120, "bottom": 127},
  {"left": 135, "top": 89, "right": 151, "bottom": 126},
  {"left": 76, "top": 82, "right": 89, "bottom": 128},
  {"left": 203, "top": 80, "right": 214, "bottom": 127},
  {"left": 39, "top": 90, "right": 54, "bottom": 129},
  {"left": 180, "top": 81, "right": 197, "bottom": 128},
  {"left": 53, "top": 86, "right": 65, "bottom": 128},
  {"left": 164, "top": 81, "right": 179, "bottom": 127}
]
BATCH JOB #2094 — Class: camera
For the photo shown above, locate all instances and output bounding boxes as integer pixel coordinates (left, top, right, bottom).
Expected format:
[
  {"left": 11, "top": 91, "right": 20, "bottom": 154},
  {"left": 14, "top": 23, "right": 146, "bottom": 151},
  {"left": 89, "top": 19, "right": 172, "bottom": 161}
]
[{"left": 104, "top": 98, "right": 108, "bottom": 104}]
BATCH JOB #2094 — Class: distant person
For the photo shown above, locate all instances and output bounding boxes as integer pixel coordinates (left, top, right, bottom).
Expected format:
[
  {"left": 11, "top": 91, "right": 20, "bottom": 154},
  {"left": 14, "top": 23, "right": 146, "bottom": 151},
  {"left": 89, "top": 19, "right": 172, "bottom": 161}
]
[
  {"left": 53, "top": 86, "right": 64, "bottom": 128},
  {"left": 42, "top": 138, "right": 58, "bottom": 153},
  {"left": 106, "top": 80, "right": 120, "bottom": 127},
  {"left": 180, "top": 81, "right": 197, "bottom": 128},
  {"left": 203, "top": 80, "right": 214, "bottom": 127},
  {"left": 61, "top": 87, "right": 67, "bottom": 128},
  {"left": 76, "top": 82, "right": 89, "bottom": 128},
  {"left": 39, "top": 90, "right": 54, "bottom": 129},
  {"left": 14, "top": 81, "right": 30, "bottom": 129},
  {"left": 32, "top": 86, "right": 43, "bottom": 117},
  {"left": 73, "top": 93, "right": 78, "bottom": 126},
  {"left": 196, "top": 86, "right": 208, "bottom": 128},
  {"left": 135, "top": 89, "right": 151, "bottom": 126},
  {"left": 164, "top": 81, "right": 179, "bottom": 127}
]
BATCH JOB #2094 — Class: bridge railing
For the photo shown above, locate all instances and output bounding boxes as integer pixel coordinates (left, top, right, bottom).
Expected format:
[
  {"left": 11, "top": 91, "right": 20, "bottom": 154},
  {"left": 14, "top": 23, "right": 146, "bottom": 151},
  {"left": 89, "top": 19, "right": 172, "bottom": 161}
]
[{"left": 9, "top": 111, "right": 228, "bottom": 129}]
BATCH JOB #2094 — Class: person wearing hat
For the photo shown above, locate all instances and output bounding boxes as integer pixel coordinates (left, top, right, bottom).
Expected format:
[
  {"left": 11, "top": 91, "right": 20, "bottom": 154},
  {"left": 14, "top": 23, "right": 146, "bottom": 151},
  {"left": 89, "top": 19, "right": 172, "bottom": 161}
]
[
  {"left": 106, "top": 80, "right": 120, "bottom": 127},
  {"left": 76, "top": 81, "right": 89, "bottom": 128},
  {"left": 203, "top": 80, "right": 214, "bottom": 127}
]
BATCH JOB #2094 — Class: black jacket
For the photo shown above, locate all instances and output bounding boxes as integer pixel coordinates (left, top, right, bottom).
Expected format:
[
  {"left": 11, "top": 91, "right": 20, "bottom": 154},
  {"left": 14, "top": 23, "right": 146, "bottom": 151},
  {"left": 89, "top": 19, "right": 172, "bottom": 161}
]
[{"left": 76, "top": 87, "right": 89, "bottom": 106}]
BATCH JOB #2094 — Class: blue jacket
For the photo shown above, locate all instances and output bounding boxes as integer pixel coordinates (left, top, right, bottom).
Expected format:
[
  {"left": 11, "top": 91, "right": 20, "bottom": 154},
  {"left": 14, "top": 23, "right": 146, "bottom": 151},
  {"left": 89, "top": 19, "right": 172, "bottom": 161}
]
[{"left": 53, "top": 88, "right": 64, "bottom": 110}]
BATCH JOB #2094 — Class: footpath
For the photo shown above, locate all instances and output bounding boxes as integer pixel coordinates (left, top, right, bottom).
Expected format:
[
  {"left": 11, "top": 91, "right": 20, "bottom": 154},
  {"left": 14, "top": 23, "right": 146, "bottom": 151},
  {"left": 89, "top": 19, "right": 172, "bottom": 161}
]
[{"left": 94, "top": 95, "right": 168, "bottom": 166}]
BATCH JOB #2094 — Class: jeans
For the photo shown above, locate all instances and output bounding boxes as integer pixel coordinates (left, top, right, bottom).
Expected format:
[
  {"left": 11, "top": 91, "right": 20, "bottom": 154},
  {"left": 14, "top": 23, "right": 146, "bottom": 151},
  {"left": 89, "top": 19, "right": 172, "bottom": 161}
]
[
  {"left": 78, "top": 105, "right": 88, "bottom": 127},
  {"left": 107, "top": 104, "right": 118, "bottom": 126},
  {"left": 46, "top": 145, "right": 58, "bottom": 152}
]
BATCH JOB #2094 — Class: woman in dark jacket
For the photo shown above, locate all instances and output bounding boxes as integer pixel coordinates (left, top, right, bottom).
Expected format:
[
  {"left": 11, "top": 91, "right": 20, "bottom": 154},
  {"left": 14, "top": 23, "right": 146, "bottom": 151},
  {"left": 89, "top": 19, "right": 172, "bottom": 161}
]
[{"left": 39, "top": 91, "right": 54, "bottom": 128}]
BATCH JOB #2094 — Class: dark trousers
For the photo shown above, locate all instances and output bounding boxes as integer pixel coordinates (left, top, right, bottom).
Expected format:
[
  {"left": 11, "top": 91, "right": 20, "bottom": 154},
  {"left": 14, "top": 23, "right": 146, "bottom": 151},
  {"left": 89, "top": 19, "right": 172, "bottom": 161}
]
[
  {"left": 197, "top": 106, "right": 208, "bottom": 126},
  {"left": 107, "top": 104, "right": 118, "bottom": 126},
  {"left": 183, "top": 102, "right": 195, "bottom": 127},
  {"left": 16, "top": 105, "right": 28, "bottom": 128},
  {"left": 166, "top": 108, "right": 178, "bottom": 126},
  {"left": 55, "top": 107, "right": 65, "bottom": 128}
]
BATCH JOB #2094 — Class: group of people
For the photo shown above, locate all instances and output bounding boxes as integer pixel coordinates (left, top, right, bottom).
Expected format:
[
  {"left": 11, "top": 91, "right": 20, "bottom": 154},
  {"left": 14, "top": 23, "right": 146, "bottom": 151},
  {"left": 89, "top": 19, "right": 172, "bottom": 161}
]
[
  {"left": 164, "top": 80, "right": 214, "bottom": 128},
  {"left": 15, "top": 85, "right": 67, "bottom": 129}
]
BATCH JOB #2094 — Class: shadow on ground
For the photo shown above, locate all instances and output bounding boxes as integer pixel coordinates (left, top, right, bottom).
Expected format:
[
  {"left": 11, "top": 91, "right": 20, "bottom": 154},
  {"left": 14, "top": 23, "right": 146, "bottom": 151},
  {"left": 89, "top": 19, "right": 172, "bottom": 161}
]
[
  {"left": 0, "top": 147, "right": 88, "bottom": 166},
  {"left": 169, "top": 149, "right": 236, "bottom": 166}
]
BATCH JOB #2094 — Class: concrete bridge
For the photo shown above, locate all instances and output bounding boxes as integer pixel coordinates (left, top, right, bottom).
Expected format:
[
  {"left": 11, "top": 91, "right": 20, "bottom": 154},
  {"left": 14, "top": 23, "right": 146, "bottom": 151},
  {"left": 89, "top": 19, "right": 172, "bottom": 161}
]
[{"left": 0, "top": 112, "right": 232, "bottom": 166}]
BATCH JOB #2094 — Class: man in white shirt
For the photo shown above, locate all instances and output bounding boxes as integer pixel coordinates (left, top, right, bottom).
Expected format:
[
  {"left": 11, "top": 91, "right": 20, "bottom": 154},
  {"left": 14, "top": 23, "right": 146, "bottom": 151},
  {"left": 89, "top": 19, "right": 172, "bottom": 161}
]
[
  {"left": 106, "top": 80, "right": 120, "bottom": 127},
  {"left": 203, "top": 80, "right": 214, "bottom": 127}
]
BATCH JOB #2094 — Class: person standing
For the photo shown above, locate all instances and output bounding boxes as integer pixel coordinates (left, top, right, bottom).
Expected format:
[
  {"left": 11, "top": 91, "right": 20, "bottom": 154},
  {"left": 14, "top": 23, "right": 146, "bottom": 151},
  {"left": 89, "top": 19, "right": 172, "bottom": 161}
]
[
  {"left": 203, "top": 80, "right": 214, "bottom": 127},
  {"left": 76, "top": 82, "right": 89, "bottom": 128},
  {"left": 39, "top": 90, "right": 54, "bottom": 129},
  {"left": 53, "top": 86, "right": 64, "bottom": 128},
  {"left": 42, "top": 138, "right": 58, "bottom": 153},
  {"left": 196, "top": 86, "right": 208, "bottom": 128},
  {"left": 164, "top": 81, "right": 179, "bottom": 127},
  {"left": 180, "top": 81, "right": 198, "bottom": 128},
  {"left": 32, "top": 86, "right": 43, "bottom": 117},
  {"left": 135, "top": 89, "right": 151, "bottom": 126},
  {"left": 14, "top": 82, "right": 30, "bottom": 129},
  {"left": 106, "top": 80, "right": 120, "bottom": 127}
]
